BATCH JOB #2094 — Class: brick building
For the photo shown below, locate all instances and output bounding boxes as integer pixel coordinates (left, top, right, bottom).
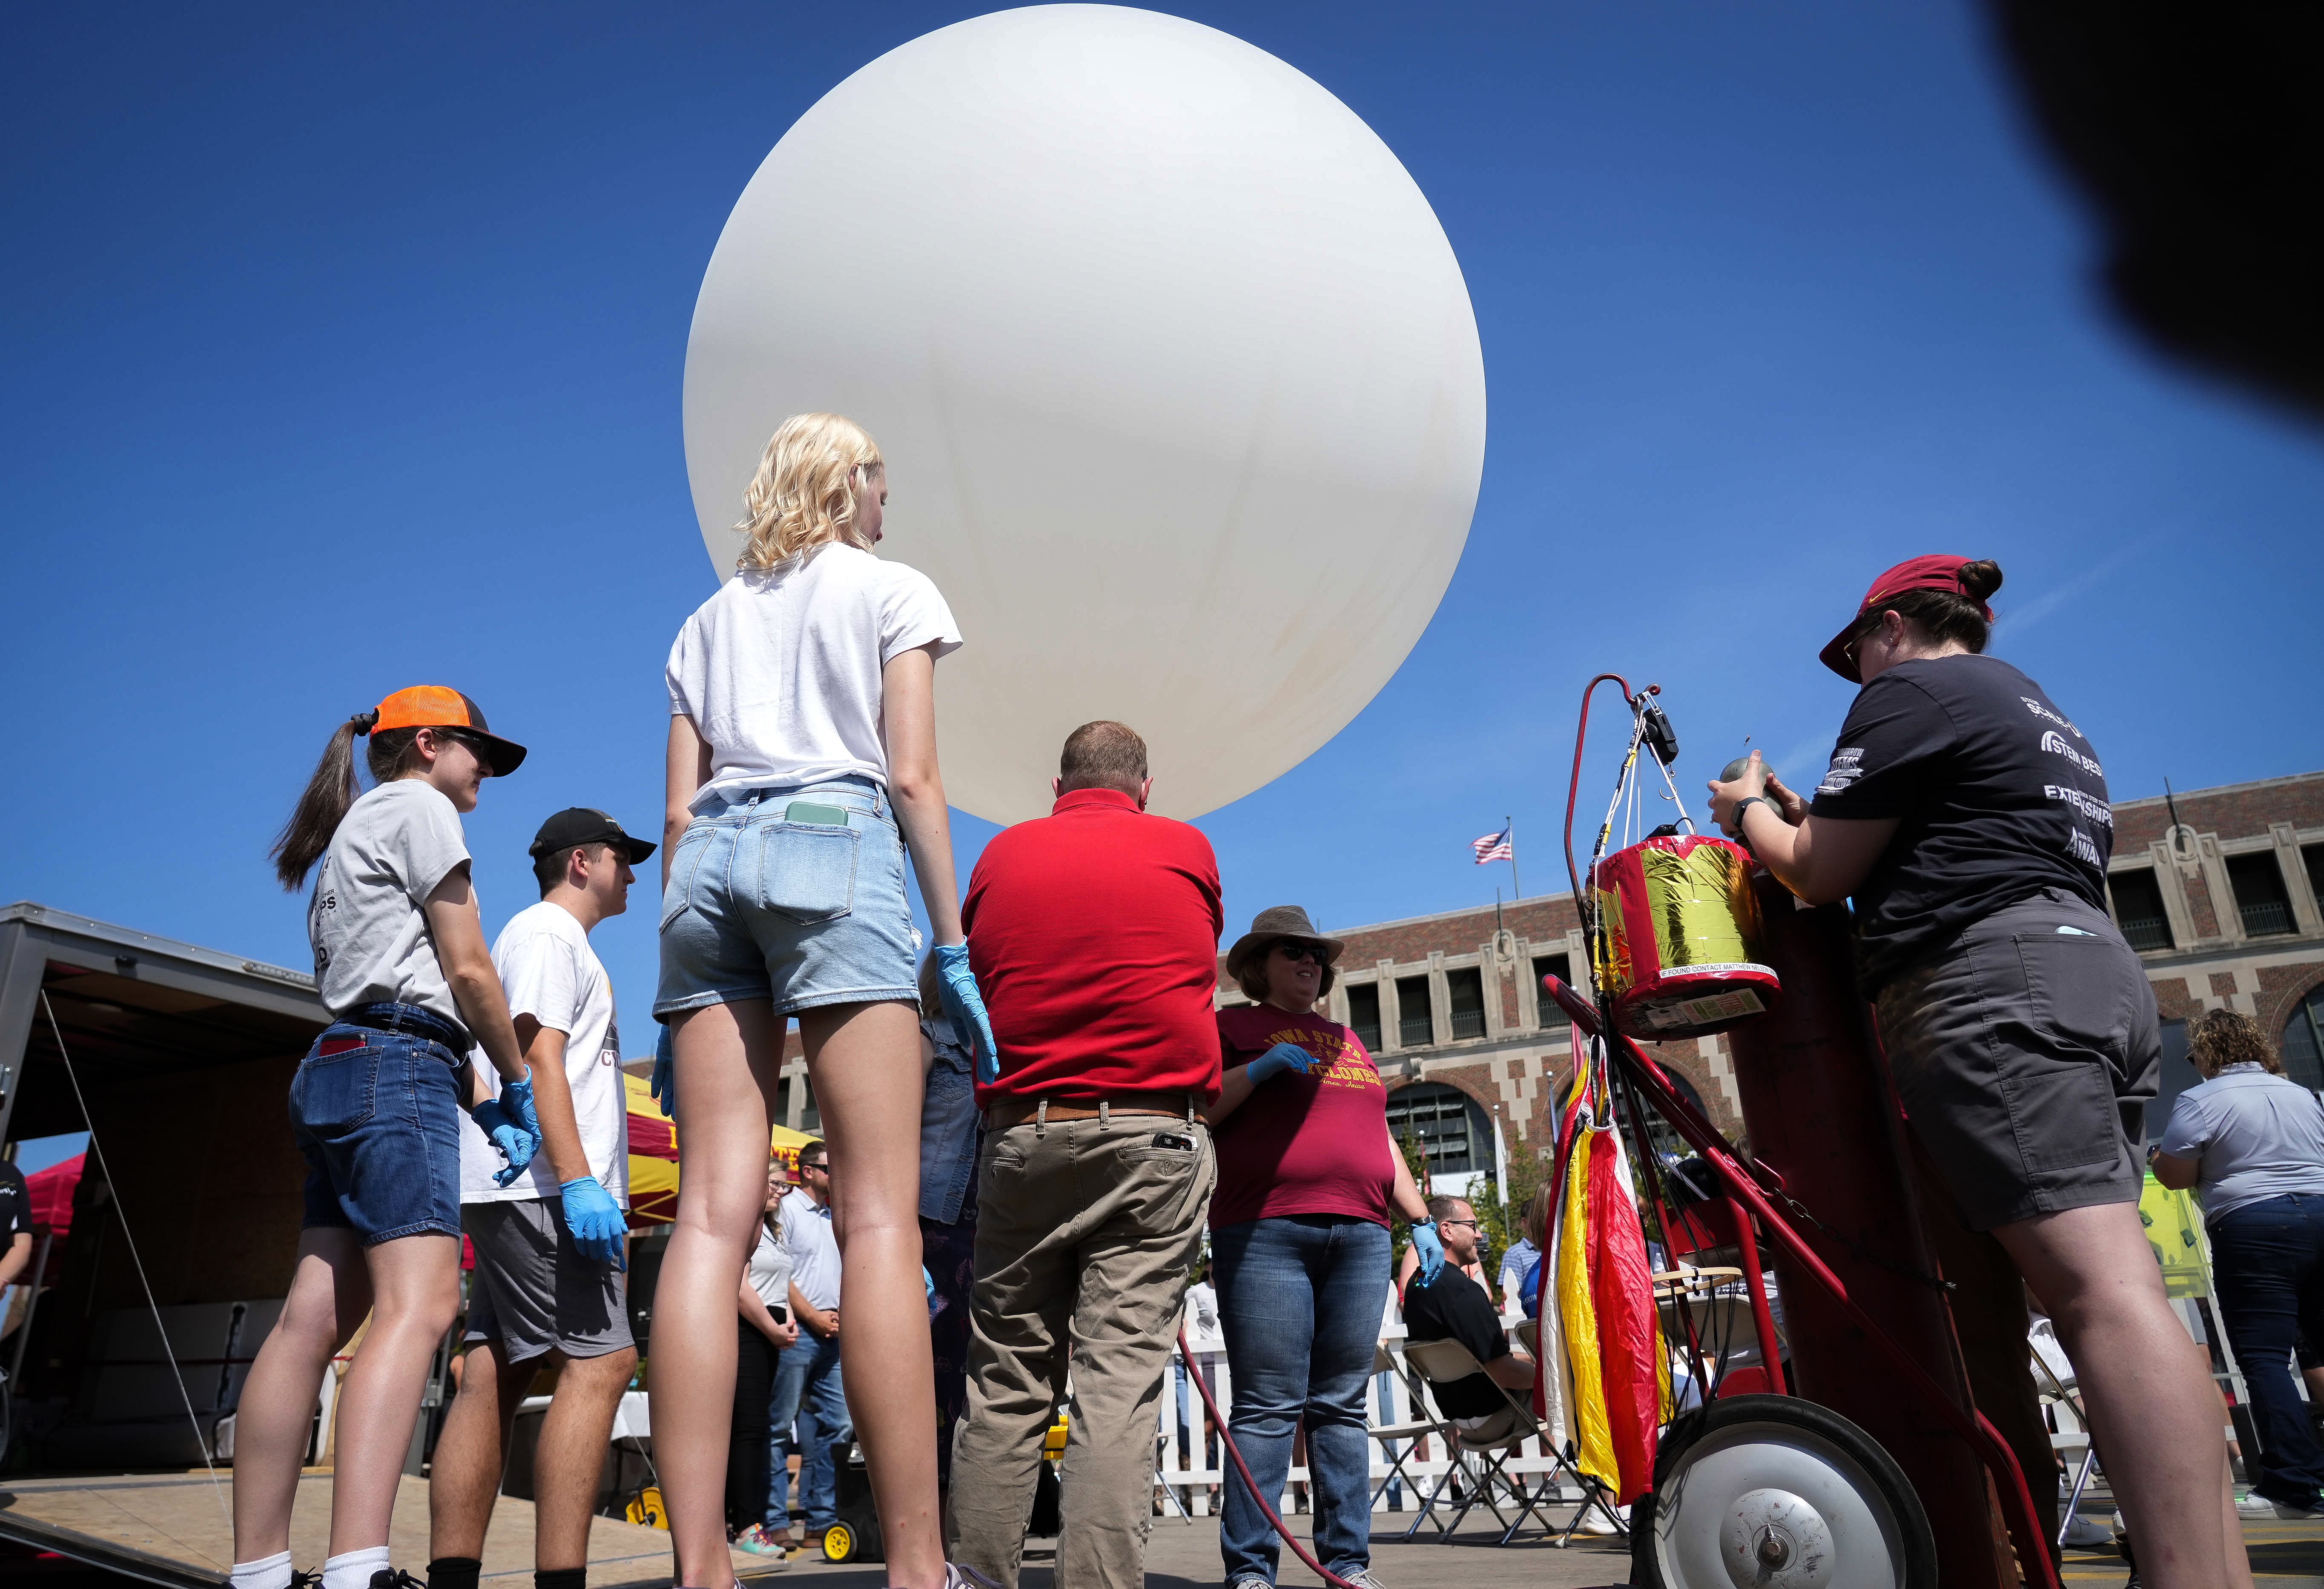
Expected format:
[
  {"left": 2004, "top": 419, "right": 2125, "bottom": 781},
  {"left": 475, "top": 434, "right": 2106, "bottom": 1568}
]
[{"left": 1209, "top": 769, "right": 2324, "bottom": 1197}]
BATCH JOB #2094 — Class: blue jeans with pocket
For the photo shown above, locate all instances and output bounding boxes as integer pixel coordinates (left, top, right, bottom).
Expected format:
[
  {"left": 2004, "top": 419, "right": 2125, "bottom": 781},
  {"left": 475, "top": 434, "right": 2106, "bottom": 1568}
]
[
  {"left": 2210, "top": 1191, "right": 2324, "bottom": 1507},
  {"left": 766, "top": 1329, "right": 852, "bottom": 1530},
  {"left": 290, "top": 1002, "right": 465, "bottom": 1244},
  {"left": 1212, "top": 1214, "right": 1393, "bottom": 1583},
  {"left": 655, "top": 776, "right": 918, "bottom": 1019}
]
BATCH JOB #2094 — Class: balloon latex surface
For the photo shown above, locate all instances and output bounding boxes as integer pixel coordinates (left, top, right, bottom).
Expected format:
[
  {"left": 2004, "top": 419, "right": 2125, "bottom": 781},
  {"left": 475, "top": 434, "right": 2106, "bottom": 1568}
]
[{"left": 684, "top": 4, "right": 1485, "bottom": 825}]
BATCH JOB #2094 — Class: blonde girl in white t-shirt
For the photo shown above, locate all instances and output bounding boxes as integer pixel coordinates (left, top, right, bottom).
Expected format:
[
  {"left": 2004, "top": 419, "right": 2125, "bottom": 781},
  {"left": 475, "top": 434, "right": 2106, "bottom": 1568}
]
[
  {"left": 232, "top": 688, "right": 541, "bottom": 1589},
  {"left": 652, "top": 413, "right": 995, "bottom": 1589}
]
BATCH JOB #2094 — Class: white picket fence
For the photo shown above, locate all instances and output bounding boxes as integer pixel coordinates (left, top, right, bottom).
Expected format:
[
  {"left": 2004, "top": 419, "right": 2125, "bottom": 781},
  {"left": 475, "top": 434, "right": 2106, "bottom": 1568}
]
[{"left": 1154, "top": 1318, "right": 1588, "bottom": 1519}]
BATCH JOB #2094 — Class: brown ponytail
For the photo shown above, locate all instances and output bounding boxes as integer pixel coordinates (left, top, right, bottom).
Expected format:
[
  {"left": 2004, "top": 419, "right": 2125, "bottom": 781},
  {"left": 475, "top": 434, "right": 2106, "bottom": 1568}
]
[
  {"left": 1855, "top": 559, "right": 2004, "bottom": 655},
  {"left": 268, "top": 711, "right": 424, "bottom": 890}
]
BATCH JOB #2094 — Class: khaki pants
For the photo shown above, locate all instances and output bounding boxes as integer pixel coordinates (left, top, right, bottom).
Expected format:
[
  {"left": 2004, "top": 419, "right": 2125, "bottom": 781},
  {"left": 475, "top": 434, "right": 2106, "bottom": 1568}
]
[{"left": 951, "top": 1110, "right": 1215, "bottom": 1589}]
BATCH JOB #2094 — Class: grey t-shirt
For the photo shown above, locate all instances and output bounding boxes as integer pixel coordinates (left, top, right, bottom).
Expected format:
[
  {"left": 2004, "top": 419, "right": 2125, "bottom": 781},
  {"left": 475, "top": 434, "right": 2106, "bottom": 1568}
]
[
  {"left": 2159, "top": 1064, "right": 2324, "bottom": 1224},
  {"left": 308, "top": 780, "right": 471, "bottom": 1030}
]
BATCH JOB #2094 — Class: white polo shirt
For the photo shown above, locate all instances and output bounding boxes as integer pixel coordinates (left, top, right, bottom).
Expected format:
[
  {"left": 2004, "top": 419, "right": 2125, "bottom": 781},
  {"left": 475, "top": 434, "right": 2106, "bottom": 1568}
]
[{"left": 779, "top": 1186, "right": 841, "bottom": 1311}]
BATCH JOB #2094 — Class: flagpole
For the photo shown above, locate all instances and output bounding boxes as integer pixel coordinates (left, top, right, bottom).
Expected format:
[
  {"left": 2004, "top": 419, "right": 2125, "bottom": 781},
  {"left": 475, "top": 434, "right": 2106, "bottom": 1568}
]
[{"left": 1507, "top": 815, "right": 1521, "bottom": 900}]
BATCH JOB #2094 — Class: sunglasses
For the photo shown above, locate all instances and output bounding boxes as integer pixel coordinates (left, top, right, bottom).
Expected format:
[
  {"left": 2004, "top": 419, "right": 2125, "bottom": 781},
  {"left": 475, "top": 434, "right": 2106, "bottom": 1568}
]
[
  {"left": 1437, "top": 1217, "right": 1480, "bottom": 1230},
  {"left": 1273, "top": 941, "right": 1329, "bottom": 965},
  {"left": 801, "top": 1161, "right": 829, "bottom": 1175}
]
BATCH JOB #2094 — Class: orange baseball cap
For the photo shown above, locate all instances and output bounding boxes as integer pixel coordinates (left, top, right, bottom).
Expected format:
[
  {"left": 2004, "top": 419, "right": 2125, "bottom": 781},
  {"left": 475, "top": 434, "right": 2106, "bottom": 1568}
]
[{"left": 361, "top": 686, "right": 528, "bottom": 776}]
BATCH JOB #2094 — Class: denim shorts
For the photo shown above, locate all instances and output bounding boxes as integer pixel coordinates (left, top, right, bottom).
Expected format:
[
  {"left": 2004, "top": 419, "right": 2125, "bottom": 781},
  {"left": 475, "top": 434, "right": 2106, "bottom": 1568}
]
[
  {"left": 290, "top": 1002, "right": 466, "bottom": 1245},
  {"left": 654, "top": 775, "right": 918, "bottom": 1019}
]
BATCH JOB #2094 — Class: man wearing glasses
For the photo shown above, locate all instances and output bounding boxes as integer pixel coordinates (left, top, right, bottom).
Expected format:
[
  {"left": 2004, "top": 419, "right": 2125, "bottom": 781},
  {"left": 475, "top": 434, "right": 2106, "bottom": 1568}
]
[
  {"left": 770, "top": 1141, "right": 850, "bottom": 1551},
  {"left": 1401, "top": 1195, "right": 1534, "bottom": 1427}
]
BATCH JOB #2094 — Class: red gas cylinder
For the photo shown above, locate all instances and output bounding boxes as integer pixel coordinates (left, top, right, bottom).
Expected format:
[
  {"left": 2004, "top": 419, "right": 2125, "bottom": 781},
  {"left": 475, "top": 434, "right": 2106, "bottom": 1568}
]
[{"left": 1589, "top": 833, "right": 1778, "bottom": 1038}]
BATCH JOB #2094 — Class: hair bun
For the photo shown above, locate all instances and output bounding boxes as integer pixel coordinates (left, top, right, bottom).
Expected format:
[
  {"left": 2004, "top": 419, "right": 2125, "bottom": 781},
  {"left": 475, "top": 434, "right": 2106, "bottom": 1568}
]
[
  {"left": 349, "top": 708, "right": 381, "bottom": 736},
  {"left": 1957, "top": 559, "right": 2003, "bottom": 602}
]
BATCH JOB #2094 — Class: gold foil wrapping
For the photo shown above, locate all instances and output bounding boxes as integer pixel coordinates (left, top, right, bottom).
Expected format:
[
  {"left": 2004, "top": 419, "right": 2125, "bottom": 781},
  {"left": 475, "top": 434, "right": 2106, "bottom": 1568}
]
[{"left": 1641, "top": 841, "right": 1762, "bottom": 969}]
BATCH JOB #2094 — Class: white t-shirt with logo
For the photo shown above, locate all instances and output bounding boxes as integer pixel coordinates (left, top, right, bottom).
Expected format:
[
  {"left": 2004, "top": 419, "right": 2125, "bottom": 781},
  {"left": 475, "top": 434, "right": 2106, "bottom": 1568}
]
[
  {"left": 664, "top": 544, "right": 962, "bottom": 812},
  {"left": 309, "top": 780, "right": 471, "bottom": 1029},
  {"left": 459, "top": 901, "right": 628, "bottom": 1207}
]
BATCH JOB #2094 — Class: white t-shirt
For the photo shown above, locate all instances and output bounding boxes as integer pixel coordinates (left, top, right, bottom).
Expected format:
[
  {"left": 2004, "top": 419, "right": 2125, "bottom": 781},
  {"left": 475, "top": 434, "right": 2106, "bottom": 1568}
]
[
  {"left": 664, "top": 544, "right": 962, "bottom": 811},
  {"left": 309, "top": 781, "right": 471, "bottom": 1029},
  {"left": 1183, "top": 1281, "right": 1225, "bottom": 1354},
  {"left": 459, "top": 901, "right": 629, "bottom": 1207},
  {"left": 748, "top": 1222, "right": 794, "bottom": 1311},
  {"left": 779, "top": 1187, "right": 842, "bottom": 1312}
]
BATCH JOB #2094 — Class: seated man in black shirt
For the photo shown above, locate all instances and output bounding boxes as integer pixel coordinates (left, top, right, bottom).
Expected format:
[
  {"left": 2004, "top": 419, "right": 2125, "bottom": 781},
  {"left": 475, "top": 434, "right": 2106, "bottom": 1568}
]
[{"left": 1400, "top": 1196, "right": 1532, "bottom": 1427}]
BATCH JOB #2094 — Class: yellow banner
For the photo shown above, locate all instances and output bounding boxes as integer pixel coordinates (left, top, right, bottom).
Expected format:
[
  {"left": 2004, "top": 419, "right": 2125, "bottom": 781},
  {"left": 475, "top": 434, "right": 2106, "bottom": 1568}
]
[{"left": 2138, "top": 1171, "right": 2209, "bottom": 1299}]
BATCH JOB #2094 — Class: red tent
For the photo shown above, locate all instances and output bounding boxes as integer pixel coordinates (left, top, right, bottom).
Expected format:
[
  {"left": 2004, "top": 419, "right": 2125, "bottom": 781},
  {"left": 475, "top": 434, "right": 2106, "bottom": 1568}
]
[{"left": 25, "top": 1152, "right": 82, "bottom": 1239}]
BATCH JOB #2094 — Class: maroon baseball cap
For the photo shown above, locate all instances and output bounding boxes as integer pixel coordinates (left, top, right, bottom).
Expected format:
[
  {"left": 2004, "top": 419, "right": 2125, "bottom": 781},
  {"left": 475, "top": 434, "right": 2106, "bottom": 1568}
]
[{"left": 1818, "top": 554, "right": 1994, "bottom": 683}]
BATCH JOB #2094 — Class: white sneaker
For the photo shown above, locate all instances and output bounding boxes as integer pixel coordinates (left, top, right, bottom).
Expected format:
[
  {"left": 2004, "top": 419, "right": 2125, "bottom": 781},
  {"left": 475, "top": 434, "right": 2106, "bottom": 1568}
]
[
  {"left": 1572, "top": 1507, "right": 1617, "bottom": 1537},
  {"left": 2060, "top": 1511, "right": 2112, "bottom": 1547},
  {"left": 2235, "top": 1490, "right": 2324, "bottom": 1520}
]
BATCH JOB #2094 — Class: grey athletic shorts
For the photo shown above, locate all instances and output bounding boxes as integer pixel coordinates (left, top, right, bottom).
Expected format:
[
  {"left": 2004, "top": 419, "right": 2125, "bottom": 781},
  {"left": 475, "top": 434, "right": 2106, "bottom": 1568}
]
[
  {"left": 1874, "top": 888, "right": 2159, "bottom": 1233},
  {"left": 463, "top": 1197, "right": 634, "bottom": 1364}
]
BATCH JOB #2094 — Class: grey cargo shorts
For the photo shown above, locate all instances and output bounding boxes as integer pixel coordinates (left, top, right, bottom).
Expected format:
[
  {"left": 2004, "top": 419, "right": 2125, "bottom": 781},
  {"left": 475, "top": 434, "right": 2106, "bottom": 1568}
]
[{"left": 1875, "top": 887, "right": 2160, "bottom": 1232}]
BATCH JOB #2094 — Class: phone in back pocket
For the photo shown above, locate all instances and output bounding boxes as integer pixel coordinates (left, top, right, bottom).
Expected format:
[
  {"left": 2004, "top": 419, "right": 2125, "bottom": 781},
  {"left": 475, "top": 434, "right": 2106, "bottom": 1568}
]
[{"left": 784, "top": 801, "right": 851, "bottom": 826}]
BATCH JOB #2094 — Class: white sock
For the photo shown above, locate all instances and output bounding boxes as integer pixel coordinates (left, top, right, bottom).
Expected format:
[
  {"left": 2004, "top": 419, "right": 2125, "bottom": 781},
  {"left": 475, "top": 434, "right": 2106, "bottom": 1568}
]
[
  {"left": 230, "top": 1551, "right": 293, "bottom": 1589},
  {"left": 320, "top": 1545, "right": 391, "bottom": 1589}
]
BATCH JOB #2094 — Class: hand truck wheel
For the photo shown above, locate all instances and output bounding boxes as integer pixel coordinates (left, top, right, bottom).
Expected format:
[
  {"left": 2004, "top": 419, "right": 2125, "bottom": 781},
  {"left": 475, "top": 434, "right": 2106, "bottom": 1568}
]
[
  {"left": 1631, "top": 1394, "right": 1937, "bottom": 1589},
  {"left": 821, "top": 1521, "right": 857, "bottom": 1563}
]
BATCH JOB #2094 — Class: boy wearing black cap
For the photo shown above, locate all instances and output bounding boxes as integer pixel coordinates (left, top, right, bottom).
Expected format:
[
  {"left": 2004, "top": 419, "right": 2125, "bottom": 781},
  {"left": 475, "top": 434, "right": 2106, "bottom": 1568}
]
[{"left": 428, "top": 809, "right": 656, "bottom": 1589}]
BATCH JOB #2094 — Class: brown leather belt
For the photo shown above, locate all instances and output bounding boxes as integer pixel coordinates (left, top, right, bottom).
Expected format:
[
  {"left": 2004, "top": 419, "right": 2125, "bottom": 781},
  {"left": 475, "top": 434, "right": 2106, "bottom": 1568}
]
[{"left": 984, "top": 1090, "right": 1199, "bottom": 1131}]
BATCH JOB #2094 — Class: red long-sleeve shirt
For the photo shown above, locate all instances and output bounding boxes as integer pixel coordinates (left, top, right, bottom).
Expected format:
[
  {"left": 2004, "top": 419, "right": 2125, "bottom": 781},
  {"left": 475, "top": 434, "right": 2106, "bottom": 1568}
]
[{"left": 963, "top": 787, "right": 1225, "bottom": 1104}]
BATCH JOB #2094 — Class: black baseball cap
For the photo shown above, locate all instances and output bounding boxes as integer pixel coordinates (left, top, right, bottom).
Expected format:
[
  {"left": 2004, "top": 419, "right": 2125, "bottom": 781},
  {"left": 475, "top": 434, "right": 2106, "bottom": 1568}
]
[{"left": 528, "top": 808, "right": 657, "bottom": 865}]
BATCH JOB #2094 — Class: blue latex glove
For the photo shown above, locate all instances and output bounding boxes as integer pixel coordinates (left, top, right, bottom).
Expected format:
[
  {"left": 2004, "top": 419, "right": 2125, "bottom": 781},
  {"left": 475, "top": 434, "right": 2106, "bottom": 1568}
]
[
  {"left": 650, "top": 1022, "right": 675, "bottom": 1119},
  {"left": 932, "top": 944, "right": 999, "bottom": 1085},
  {"left": 924, "top": 1265, "right": 937, "bottom": 1318},
  {"left": 489, "top": 1075, "right": 542, "bottom": 1188},
  {"left": 1245, "top": 1041, "right": 1319, "bottom": 1084},
  {"left": 561, "top": 1176, "right": 628, "bottom": 1270},
  {"left": 1408, "top": 1220, "right": 1446, "bottom": 1287}
]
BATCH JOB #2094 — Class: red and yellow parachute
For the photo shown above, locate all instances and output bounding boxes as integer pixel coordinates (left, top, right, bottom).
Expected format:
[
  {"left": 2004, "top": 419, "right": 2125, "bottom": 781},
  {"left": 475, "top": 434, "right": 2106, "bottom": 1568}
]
[{"left": 1538, "top": 1058, "right": 1671, "bottom": 1504}]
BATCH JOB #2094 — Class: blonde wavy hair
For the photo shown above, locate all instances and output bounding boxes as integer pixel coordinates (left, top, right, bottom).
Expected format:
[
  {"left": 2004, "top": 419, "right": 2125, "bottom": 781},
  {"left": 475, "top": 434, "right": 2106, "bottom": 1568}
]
[{"left": 733, "top": 412, "right": 885, "bottom": 572}]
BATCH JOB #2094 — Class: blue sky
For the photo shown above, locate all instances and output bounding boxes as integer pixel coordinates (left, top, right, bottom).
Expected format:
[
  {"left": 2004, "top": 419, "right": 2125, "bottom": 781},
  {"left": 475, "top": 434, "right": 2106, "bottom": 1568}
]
[{"left": 6, "top": 3, "right": 2321, "bottom": 1071}]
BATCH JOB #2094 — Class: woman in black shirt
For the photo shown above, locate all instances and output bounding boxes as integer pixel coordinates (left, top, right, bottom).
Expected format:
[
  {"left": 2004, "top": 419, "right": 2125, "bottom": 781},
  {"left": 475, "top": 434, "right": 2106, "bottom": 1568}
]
[{"left": 1709, "top": 556, "right": 2255, "bottom": 1579}]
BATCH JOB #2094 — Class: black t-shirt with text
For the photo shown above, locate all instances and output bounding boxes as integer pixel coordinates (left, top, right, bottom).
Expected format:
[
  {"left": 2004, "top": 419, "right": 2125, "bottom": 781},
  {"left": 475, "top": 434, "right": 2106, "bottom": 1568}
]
[
  {"left": 1401, "top": 1266, "right": 1511, "bottom": 1420},
  {"left": 1809, "top": 654, "right": 2112, "bottom": 992},
  {"left": 0, "top": 1162, "right": 30, "bottom": 1245}
]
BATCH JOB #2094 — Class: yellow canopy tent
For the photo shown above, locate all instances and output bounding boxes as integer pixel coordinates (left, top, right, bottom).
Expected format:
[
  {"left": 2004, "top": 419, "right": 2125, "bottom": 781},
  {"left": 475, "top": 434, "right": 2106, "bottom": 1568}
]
[{"left": 623, "top": 1070, "right": 814, "bottom": 1227}]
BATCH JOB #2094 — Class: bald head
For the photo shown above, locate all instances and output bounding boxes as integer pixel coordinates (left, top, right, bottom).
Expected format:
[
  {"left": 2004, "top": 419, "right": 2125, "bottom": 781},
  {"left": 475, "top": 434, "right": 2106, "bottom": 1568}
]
[{"left": 1057, "top": 720, "right": 1148, "bottom": 797}]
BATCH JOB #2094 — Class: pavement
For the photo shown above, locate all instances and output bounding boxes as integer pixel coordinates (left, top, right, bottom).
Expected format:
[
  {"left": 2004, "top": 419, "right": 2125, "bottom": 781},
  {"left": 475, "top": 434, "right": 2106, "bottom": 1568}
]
[{"left": 736, "top": 1493, "right": 2324, "bottom": 1589}]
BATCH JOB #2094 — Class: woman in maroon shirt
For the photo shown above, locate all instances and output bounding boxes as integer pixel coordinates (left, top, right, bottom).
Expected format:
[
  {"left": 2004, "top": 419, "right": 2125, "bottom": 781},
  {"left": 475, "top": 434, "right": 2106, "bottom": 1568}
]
[{"left": 1206, "top": 906, "right": 1435, "bottom": 1589}]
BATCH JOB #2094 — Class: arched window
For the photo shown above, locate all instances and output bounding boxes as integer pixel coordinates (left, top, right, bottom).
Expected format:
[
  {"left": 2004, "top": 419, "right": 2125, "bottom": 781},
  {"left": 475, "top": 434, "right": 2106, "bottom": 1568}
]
[
  {"left": 2281, "top": 985, "right": 2324, "bottom": 1094},
  {"left": 1384, "top": 1082, "right": 1495, "bottom": 1191}
]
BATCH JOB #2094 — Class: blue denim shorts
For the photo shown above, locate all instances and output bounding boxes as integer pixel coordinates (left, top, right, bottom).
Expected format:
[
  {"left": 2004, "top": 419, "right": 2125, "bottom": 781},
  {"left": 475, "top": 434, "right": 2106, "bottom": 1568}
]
[
  {"left": 290, "top": 1002, "right": 466, "bottom": 1245},
  {"left": 654, "top": 776, "right": 918, "bottom": 1019}
]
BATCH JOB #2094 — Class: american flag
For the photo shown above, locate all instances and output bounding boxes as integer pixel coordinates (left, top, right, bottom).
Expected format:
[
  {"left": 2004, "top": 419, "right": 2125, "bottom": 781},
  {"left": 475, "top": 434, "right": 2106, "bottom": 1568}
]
[{"left": 1471, "top": 826, "right": 1513, "bottom": 864}]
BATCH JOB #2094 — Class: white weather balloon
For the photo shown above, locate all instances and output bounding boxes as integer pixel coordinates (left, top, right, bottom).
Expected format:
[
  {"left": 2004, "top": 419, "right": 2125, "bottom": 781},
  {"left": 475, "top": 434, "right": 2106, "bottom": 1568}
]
[{"left": 684, "top": 4, "right": 1485, "bottom": 826}]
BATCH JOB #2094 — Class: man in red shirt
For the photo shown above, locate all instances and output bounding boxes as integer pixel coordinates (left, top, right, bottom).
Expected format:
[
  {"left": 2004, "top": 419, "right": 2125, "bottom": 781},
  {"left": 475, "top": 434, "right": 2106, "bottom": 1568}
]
[{"left": 950, "top": 720, "right": 1223, "bottom": 1589}]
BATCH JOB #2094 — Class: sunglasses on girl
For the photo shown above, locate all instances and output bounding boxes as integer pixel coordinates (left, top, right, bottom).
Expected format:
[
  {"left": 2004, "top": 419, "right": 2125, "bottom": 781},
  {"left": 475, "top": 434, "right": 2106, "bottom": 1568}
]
[{"left": 1273, "top": 941, "right": 1329, "bottom": 965}]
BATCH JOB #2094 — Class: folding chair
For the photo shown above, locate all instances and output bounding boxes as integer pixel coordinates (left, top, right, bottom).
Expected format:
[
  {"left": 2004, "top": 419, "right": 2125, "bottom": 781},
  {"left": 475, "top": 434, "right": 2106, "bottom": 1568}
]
[
  {"left": 1366, "top": 1343, "right": 1452, "bottom": 1532},
  {"left": 1401, "top": 1337, "right": 1623, "bottom": 1546}
]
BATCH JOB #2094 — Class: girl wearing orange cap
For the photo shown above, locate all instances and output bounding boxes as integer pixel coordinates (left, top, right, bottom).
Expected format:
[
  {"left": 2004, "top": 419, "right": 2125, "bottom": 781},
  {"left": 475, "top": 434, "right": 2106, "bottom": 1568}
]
[
  {"left": 650, "top": 413, "right": 990, "bottom": 1589},
  {"left": 228, "top": 688, "right": 541, "bottom": 1589},
  {"left": 1708, "top": 558, "right": 2250, "bottom": 1586}
]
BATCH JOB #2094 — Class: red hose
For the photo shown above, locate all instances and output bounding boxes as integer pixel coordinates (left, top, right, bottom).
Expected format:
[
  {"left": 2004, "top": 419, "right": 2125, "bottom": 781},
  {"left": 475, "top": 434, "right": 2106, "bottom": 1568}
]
[{"left": 1175, "top": 1327, "right": 1366, "bottom": 1589}]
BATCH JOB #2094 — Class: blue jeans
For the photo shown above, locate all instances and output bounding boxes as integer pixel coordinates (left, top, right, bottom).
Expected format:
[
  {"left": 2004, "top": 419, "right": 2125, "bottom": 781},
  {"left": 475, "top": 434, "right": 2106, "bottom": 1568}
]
[
  {"left": 2210, "top": 1192, "right": 2324, "bottom": 1507},
  {"left": 1213, "top": 1215, "right": 1392, "bottom": 1583},
  {"left": 290, "top": 1003, "right": 465, "bottom": 1244},
  {"left": 766, "top": 1330, "right": 851, "bottom": 1530}
]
